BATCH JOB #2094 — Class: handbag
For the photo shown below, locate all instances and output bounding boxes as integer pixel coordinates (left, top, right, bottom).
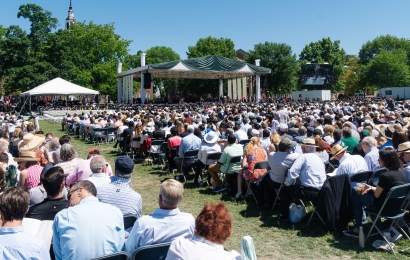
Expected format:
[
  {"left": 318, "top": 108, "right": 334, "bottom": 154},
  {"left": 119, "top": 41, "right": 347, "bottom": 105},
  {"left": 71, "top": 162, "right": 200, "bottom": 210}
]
[{"left": 289, "top": 203, "right": 306, "bottom": 223}]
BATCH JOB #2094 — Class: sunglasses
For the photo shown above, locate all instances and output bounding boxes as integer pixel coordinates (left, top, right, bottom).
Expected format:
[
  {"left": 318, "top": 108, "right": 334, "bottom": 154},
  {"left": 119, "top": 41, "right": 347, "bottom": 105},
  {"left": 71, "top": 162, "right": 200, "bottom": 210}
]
[{"left": 67, "top": 187, "right": 81, "bottom": 200}]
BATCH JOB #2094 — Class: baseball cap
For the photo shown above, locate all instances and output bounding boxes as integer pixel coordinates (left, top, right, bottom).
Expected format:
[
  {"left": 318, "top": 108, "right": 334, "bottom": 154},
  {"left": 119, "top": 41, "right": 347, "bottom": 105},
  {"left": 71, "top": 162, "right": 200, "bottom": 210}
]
[
  {"left": 279, "top": 139, "right": 297, "bottom": 150},
  {"left": 115, "top": 156, "right": 134, "bottom": 177}
]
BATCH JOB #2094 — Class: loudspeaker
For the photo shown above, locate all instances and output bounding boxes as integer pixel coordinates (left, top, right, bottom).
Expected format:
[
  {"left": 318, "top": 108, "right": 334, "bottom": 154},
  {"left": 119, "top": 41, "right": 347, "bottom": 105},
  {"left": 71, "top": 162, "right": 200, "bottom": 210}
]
[{"left": 144, "top": 73, "right": 151, "bottom": 89}]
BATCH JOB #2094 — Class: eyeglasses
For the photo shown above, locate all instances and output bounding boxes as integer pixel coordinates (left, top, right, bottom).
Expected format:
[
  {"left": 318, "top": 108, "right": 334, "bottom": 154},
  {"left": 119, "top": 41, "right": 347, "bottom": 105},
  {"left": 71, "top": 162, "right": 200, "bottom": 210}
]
[{"left": 67, "top": 187, "right": 81, "bottom": 200}]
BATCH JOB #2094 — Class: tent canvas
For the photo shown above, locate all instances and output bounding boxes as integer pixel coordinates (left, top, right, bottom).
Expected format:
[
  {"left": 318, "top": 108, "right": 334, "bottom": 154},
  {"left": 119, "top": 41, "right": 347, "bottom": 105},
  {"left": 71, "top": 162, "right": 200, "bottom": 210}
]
[{"left": 21, "top": 77, "right": 99, "bottom": 96}]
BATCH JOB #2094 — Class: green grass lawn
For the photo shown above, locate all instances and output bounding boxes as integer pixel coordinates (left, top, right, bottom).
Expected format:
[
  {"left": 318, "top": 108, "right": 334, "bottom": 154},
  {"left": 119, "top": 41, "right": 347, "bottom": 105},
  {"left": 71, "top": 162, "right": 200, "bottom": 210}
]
[{"left": 39, "top": 120, "right": 410, "bottom": 259}]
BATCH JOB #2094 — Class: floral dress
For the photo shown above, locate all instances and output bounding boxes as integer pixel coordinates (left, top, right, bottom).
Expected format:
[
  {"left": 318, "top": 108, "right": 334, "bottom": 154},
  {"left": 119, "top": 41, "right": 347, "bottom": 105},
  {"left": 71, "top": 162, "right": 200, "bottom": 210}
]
[{"left": 242, "top": 146, "right": 268, "bottom": 181}]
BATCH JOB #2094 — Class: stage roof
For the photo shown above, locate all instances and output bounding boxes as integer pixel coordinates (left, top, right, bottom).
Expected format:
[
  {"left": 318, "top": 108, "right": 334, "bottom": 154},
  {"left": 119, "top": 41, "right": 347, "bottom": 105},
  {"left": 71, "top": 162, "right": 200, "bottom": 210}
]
[{"left": 118, "top": 55, "right": 271, "bottom": 79}]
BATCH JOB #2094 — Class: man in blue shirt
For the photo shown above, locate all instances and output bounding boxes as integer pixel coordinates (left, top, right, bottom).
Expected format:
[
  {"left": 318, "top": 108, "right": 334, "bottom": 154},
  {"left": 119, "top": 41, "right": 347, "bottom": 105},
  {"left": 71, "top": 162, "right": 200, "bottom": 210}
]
[
  {"left": 53, "top": 180, "right": 124, "bottom": 259},
  {"left": 174, "top": 125, "right": 202, "bottom": 178},
  {"left": 124, "top": 179, "right": 195, "bottom": 257},
  {"left": 0, "top": 187, "right": 50, "bottom": 260}
]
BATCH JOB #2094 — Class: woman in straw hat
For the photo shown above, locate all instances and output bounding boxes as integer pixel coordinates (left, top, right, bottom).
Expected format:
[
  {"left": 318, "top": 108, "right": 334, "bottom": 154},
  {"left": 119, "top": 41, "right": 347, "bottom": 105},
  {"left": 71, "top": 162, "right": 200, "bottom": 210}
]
[{"left": 235, "top": 137, "right": 268, "bottom": 199}]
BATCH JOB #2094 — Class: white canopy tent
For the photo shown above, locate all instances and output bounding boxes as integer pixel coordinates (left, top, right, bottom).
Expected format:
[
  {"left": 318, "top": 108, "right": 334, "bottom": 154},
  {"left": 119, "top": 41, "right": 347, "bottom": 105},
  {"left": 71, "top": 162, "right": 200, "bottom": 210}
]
[
  {"left": 20, "top": 77, "right": 99, "bottom": 110},
  {"left": 21, "top": 77, "right": 99, "bottom": 96}
]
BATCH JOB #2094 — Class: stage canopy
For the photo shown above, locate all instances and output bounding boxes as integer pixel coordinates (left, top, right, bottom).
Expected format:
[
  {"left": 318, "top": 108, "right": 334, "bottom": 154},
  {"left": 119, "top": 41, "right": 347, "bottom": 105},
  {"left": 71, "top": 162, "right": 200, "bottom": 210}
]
[
  {"left": 21, "top": 77, "right": 99, "bottom": 96},
  {"left": 118, "top": 55, "right": 271, "bottom": 79}
]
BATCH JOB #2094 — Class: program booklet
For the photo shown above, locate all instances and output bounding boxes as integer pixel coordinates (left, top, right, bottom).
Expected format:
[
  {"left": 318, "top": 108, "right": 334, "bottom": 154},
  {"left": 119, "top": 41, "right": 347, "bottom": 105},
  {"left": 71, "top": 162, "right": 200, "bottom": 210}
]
[{"left": 22, "top": 218, "right": 54, "bottom": 247}]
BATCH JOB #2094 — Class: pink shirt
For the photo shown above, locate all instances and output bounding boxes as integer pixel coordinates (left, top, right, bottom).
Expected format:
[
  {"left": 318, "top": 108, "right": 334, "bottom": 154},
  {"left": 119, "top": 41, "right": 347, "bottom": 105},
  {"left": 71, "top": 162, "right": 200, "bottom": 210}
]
[
  {"left": 65, "top": 158, "right": 113, "bottom": 186},
  {"left": 25, "top": 165, "right": 44, "bottom": 189}
]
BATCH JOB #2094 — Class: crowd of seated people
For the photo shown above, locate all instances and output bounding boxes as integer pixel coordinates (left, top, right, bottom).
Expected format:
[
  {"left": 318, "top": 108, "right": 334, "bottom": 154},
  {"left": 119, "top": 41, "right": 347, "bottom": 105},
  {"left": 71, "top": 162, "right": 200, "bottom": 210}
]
[{"left": 3, "top": 95, "right": 410, "bottom": 258}]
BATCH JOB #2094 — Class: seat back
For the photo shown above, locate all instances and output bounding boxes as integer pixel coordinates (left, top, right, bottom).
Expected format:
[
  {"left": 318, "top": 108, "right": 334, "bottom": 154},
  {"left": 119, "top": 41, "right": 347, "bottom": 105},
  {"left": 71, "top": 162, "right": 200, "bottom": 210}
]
[
  {"left": 132, "top": 242, "right": 171, "bottom": 260},
  {"left": 369, "top": 168, "right": 387, "bottom": 185},
  {"left": 123, "top": 215, "right": 138, "bottom": 230},
  {"left": 206, "top": 152, "right": 222, "bottom": 160},
  {"left": 372, "top": 183, "right": 410, "bottom": 219},
  {"left": 152, "top": 140, "right": 165, "bottom": 146},
  {"left": 183, "top": 149, "right": 199, "bottom": 158},
  {"left": 92, "top": 251, "right": 129, "bottom": 260},
  {"left": 350, "top": 171, "right": 373, "bottom": 184},
  {"left": 253, "top": 160, "right": 270, "bottom": 170},
  {"left": 159, "top": 142, "right": 168, "bottom": 153},
  {"left": 224, "top": 155, "right": 242, "bottom": 174},
  {"left": 239, "top": 139, "right": 250, "bottom": 146}
]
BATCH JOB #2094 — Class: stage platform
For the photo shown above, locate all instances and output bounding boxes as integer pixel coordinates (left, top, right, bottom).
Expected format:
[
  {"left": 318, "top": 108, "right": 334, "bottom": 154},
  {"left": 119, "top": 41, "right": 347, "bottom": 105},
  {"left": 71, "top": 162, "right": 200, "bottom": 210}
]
[{"left": 41, "top": 110, "right": 114, "bottom": 124}]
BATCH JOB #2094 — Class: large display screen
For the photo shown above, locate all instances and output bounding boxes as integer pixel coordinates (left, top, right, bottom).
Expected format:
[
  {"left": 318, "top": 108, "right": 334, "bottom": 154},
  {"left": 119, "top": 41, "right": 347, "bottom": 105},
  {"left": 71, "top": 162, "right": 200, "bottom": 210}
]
[{"left": 301, "top": 64, "right": 334, "bottom": 85}]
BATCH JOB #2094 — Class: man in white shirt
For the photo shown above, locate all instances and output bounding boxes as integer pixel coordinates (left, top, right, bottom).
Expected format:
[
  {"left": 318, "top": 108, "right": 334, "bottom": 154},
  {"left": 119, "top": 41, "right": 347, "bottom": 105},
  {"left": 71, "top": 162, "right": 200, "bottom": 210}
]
[
  {"left": 124, "top": 179, "right": 195, "bottom": 257},
  {"left": 195, "top": 131, "right": 222, "bottom": 185},
  {"left": 86, "top": 155, "right": 111, "bottom": 187},
  {"left": 330, "top": 144, "right": 368, "bottom": 178},
  {"left": 279, "top": 138, "right": 326, "bottom": 223},
  {"left": 233, "top": 125, "right": 248, "bottom": 142}
]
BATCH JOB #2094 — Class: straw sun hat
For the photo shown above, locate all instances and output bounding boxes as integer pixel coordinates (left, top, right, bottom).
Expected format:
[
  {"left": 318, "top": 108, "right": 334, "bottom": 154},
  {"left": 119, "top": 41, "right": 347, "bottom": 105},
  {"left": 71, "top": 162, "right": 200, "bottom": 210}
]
[
  {"left": 18, "top": 133, "right": 45, "bottom": 152},
  {"left": 330, "top": 144, "right": 348, "bottom": 160}
]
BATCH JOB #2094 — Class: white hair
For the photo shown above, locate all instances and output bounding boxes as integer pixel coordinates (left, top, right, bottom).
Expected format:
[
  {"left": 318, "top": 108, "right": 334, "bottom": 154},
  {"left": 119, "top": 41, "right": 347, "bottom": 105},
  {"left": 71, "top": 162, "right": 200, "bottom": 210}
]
[{"left": 362, "top": 136, "right": 377, "bottom": 148}]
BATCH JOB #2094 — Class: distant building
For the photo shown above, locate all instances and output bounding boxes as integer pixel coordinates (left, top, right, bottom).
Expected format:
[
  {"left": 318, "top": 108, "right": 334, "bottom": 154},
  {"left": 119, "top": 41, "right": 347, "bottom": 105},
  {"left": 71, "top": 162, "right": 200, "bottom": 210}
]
[
  {"left": 236, "top": 49, "right": 248, "bottom": 61},
  {"left": 65, "top": 0, "right": 76, "bottom": 29}
]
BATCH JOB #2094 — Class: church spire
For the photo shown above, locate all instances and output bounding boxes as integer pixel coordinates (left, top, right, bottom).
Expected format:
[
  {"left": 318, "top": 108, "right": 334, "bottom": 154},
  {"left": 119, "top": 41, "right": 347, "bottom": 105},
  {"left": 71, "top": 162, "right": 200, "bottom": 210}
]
[{"left": 65, "top": 0, "right": 76, "bottom": 29}]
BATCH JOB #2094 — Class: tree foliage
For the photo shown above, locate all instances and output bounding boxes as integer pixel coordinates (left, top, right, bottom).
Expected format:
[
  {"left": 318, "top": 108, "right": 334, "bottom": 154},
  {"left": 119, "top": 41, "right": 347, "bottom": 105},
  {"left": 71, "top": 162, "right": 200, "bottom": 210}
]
[
  {"left": 0, "top": 4, "right": 131, "bottom": 97},
  {"left": 358, "top": 35, "right": 410, "bottom": 65},
  {"left": 299, "top": 37, "right": 346, "bottom": 92},
  {"left": 187, "top": 36, "right": 236, "bottom": 59},
  {"left": 183, "top": 36, "right": 236, "bottom": 96},
  {"left": 363, "top": 49, "right": 410, "bottom": 89},
  {"left": 246, "top": 42, "right": 299, "bottom": 94}
]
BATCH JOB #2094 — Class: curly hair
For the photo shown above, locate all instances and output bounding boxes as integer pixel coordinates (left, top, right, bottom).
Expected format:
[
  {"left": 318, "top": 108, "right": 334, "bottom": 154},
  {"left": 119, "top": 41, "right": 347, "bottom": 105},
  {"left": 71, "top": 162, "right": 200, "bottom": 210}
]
[{"left": 194, "top": 202, "right": 232, "bottom": 244}]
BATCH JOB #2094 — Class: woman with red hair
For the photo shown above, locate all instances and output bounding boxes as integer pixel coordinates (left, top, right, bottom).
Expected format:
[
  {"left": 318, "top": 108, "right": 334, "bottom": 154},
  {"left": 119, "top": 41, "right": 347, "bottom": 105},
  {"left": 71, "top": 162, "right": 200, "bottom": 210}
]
[{"left": 166, "top": 202, "right": 240, "bottom": 260}]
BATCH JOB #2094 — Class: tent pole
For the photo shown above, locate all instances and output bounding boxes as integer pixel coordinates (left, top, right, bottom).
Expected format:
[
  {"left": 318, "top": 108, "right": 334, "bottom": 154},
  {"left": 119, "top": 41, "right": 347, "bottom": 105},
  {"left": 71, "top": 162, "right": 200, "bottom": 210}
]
[
  {"left": 29, "top": 95, "right": 31, "bottom": 112},
  {"left": 66, "top": 95, "right": 67, "bottom": 107}
]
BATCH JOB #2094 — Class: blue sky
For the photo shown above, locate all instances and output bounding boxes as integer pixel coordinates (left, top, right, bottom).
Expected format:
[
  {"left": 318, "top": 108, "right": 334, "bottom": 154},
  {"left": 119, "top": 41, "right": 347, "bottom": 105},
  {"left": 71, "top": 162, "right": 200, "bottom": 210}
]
[{"left": 1, "top": 0, "right": 410, "bottom": 60}]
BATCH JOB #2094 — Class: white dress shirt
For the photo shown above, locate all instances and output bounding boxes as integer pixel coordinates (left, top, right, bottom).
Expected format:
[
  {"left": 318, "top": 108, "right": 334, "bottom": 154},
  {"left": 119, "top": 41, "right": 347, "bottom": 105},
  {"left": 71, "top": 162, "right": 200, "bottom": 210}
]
[
  {"left": 166, "top": 235, "right": 240, "bottom": 260},
  {"left": 286, "top": 153, "right": 326, "bottom": 189},
  {"left": 234, "top": 129, "right": 248, "bottom": 142},
  {"left": 86, "top": 173, "right": 111, "bottom": 187},
  {"left": 197, "top": 143, "right": 222, "bottom": 165},
  {"left": 334, "top": 153, "right": 369, "bottom": 178},
  {"left": 124, "top": 208, "right": 195, "bottom": 257}
]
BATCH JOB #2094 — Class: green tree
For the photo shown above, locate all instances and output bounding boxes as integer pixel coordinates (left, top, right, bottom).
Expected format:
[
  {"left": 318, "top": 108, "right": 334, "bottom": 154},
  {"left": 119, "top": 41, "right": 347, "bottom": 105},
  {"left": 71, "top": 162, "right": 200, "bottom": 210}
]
[
  {"left": 299, "top": 37, "right": 346, "bottom": 92},
  {"left": 358, "top": 35, "right": 410, "bottom": 65},
  {"left": 246, "top": 42, "right": 299, "bottom": 94},
  {"left": 47, "top": 21, "right": 131, "bottom": 97},
  {"left": 186, "top": 36, "right": 236, "bottom": 59},
  {"left": 17, "top": 4, "right": 58, "bottom": 55},
  {"left": 363, "top": 49, "right": 410, "bottom": 89},
  {"left": 183, "top": 36, "right": 236, "bottom": 96}
]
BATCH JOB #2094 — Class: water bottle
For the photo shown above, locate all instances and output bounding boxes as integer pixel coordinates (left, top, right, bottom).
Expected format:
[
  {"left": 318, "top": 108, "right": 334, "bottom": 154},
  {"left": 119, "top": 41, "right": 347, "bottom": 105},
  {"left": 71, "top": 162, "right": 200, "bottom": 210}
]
[
  {"left": 362, "top": 209, "right": 366, "bottom": 224},
  {"left": 199, "top": 179, "right": 203, "bottom": 187},
  {"left": 359, "top": 226, "right": 365, "bottom": 248}
]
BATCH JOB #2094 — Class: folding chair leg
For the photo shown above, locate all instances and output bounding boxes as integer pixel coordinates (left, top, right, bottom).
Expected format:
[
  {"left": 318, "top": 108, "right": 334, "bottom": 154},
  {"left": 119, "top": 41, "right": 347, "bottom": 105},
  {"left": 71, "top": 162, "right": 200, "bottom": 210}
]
[{"left": 271, "top": 185, "right": 283, "bottom": 211}]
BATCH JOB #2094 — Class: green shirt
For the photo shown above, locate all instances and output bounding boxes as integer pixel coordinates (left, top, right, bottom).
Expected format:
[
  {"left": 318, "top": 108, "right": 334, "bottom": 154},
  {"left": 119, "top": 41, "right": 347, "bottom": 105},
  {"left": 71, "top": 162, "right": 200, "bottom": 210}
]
[
  {"left": 341, "top": 136, "right": 359, "bottom": 153},
  {"left": 219, "top": 143, "right": 243, "bottom": 174}
]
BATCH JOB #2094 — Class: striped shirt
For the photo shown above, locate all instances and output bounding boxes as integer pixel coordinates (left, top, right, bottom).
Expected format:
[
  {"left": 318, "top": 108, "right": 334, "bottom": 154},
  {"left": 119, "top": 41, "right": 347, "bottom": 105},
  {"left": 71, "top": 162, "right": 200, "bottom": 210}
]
[{"left": 97, "top": 176, "right": 142, "bottom": 218}]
